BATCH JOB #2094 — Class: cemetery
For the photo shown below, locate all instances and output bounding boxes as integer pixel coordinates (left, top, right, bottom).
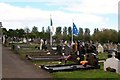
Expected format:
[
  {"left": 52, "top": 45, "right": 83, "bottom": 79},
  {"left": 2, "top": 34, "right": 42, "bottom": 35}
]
[
  {"left": 7, "top": 40, "right": 120, "bottom": 78},
  {"left": 1, "top": 21, "right": 120, "bottom": 79}
]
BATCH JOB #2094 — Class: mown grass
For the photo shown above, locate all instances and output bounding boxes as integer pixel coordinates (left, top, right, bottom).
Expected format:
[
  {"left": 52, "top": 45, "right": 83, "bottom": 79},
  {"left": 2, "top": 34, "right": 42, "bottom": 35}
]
[
  {"left": 97, "top": 52, "right": 108, "bottom": 60},
  {"left": 32, "top": 60, "right": 75, "bottom": 67},
  {"left": 15, "top": 45, "right": 119, "bottom": 79},
  {"left": 52, "top": 70, "right": 120, "bottom": 79},
  {"left": 52, "top": 61, "right": 120, "bottom": 79}
]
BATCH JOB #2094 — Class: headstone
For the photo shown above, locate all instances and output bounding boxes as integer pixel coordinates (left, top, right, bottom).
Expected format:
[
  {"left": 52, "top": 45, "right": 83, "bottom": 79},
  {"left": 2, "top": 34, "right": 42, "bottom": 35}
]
[
  {"left": 57, "top": 44, "right": 62, "bottom": 54},
  {"left": 104, "top": 52, "right": 120, "bottom": 74},
  {"left": 64, "top": 43, "right": 71, "bottom": 55},
  {"left": 108, "top": 43, "right": 114, "bottom": 50},
  {"left": 23, "top": 38, "right": 27, "bottom": 43},
  {"left": 118, "top": 44, "right": 120, "bottom": 51},
  {"left": 114, "top": 44, "right": 118, "bottom": 51},
  {"left": 2, "top": 35, "right": 5, "bottom": 44},
  {"left": 97, "top": 43, "right": 104, "bottom": 53},
  {"left": 40, "top": 39, "right": 44, "bottom": 50},
  {"left": 103, "top": 44, "right": 107, "bottom": 52},
  {"left": 28, "top": 38, "right": 31, "bottom": 42}
]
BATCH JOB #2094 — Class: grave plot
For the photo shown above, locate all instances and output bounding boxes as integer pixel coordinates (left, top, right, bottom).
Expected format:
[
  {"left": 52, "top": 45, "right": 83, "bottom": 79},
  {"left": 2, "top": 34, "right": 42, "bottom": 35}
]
[
  {"left": 41, "top": 53, "right": 100, "bottom": 73},
  {"left": 41, "top": 63, "right": 100, "bottom": 73},
  {"left": 26, "top": 55, "right": 65, "bottom": 61}
]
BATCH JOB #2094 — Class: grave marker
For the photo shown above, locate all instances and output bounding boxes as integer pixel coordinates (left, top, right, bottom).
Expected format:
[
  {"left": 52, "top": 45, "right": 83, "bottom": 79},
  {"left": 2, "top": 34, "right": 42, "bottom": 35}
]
[
  {"left": 97, "top": 43, "right": 104, "bottom": 53},
  {"left": 104, "top": 52, "right": 120, "bottom": 74}
]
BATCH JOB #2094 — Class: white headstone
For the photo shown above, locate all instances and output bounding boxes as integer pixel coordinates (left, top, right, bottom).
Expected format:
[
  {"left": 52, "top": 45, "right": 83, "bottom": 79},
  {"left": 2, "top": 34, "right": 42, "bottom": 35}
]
[
  {"left": 28, "top": 38, "right": 31, "bottom": 42},
  {"left": 97, "top": 43, "right": 104, "bottom": 53},
  {"left": 23, "top": 38, "right": 27, "bottom": 43},
  {"left": 104, "top": 52, "right": 120, "bottom": 74},
  {"left": 2, "top": 35, "right": 5, "bottom": 44},
  {"left": 40, "top": 39, "right": 44, "bottom": 50}
]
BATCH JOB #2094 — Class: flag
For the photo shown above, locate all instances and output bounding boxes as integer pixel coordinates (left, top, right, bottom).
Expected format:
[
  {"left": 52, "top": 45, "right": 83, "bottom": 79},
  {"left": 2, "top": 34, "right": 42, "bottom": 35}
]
[
  {"left": 50, "top": 18, "right": 53, "bottom": 26},
  {"left": 50, "top": 17, "right": 54, "bottom": 32},
  {"left": 73, "top": 22, "right": 78, "bottom": 36}
]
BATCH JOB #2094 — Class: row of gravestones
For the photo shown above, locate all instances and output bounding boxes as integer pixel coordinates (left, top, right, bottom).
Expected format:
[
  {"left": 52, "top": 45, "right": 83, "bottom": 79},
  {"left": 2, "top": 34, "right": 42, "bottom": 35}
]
[
  {"left": 97, "top": 43, "right": 119, "bottom": 53},
  {"left": 9, "top": 37, "right": 119, "bottom": 54}
]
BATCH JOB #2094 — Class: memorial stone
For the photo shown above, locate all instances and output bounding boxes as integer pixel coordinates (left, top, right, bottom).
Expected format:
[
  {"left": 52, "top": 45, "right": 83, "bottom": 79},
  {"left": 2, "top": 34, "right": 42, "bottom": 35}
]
[
  {"left": 97, "top": 43, "right": 104, "bottom": 53},
  {"left": 104, "top": 52, "right": 120, "bottom": 74}
]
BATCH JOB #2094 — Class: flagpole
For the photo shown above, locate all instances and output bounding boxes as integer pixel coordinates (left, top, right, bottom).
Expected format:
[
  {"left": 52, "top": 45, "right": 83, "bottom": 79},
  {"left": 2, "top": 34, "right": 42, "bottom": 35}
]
[
  {"left": 71, "top": 19, "right": 74, "bottom": 45},
  {"left": 50, "top": 14, "right": 52, "bottom": 46},
  {"left": 71, "top": 28, "right": 73, "bottom": 45}
]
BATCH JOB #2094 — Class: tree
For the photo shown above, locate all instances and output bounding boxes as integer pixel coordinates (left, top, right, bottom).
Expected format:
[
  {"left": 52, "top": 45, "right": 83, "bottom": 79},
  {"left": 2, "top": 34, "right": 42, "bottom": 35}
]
[
  {"left": 31, "top": 26, "right": 39, "bottom": 38},
  {"left": 62, "top": 26, "right": 68, "bottom": 41},
  {"left": 46, "top": 26, "right": 50, "bottom": 34},
  {"left": 118, "top": 30, "right": 120, "bottom": 43},
  {"left": 84, "top": 28, "right": 91, "bottom": 41},
  {"left": 78, "top": 27, "right": 84, "bottom": 40},
  {"left": 92, "top": 29, "right": 118, "bottom": 43},
  {"left": 2, "top": 28, "right": 7, "bottom": 35},
  {"left": 32, "top": 26, "right": 38, "bottom": 33},
  {"left": 68, "top": 26, "right": 72, "bottom": 35},
  {"left": 24, "top": 27, "right": 30, "bottom": 34},
  {"left": 93, "top": 28, "right": 99, "bottom": 34},
  {"left": 24, "top": 27, "right": 30, "bottom": 39},
  {"left": 19, "top": 29, "right": 25, "bottom": 37},
  {"left": 63, "top": 26, "right": 67, "bottom": 36},
  {"left": 56, "top": 27, "right": 62, "bottom": 35},
  {"left": 55, "top": 27, "right": 62, "bottom": 41},
  {"left": 7, "top": 29, "right": 14, "bottom": 37},
  {"left": 42, "top": 27, "right": 45, "bottom": 33}
]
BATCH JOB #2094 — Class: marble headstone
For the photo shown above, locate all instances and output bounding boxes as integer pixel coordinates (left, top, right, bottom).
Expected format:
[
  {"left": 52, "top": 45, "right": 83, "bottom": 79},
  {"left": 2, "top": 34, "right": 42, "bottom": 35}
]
[
  {"left": 104, "top": 52, "right": 120, "bottom": 74},
  {"left": 97, "top": 43, "right": 104, "bottom": 53}
]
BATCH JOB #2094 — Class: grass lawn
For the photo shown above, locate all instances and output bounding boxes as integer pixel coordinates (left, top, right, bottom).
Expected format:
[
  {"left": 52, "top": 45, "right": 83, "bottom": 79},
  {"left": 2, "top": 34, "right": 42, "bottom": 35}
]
[
  {"left": 16, "top": 46, "right": 119, "bottom": 79},
  {"left": 52, "top": 70, "right": 120, "bottom": 79},
  {"left": 32, "top": 60, "right": 75, "bottom": 67},
  {"left": 52, "top": 62, "right": 120, "bottom": 79},
  {"left": 97, "top": 52, "right": 108, "bottom": 60}
]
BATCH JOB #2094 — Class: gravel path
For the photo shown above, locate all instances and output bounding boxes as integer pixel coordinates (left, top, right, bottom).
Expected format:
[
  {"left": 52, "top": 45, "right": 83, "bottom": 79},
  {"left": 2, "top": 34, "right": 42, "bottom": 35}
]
[{"left": 2, "top": 46, "right": 52, "bottom": 79}]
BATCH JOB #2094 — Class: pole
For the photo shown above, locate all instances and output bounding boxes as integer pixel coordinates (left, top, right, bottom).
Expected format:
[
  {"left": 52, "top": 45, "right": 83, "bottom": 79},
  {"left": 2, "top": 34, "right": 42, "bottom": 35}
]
[
  {"left": 71, "top": 19, "right": 74, "bottom": 45},
  {"left": 50, "top": 15, "right": 52, "bottom": 46},
  {"left": 71, "top": 29, "right": 73, "bottom": 45},
  {"left": 50, "top": 29, "right": 52, "bottom": 46}
]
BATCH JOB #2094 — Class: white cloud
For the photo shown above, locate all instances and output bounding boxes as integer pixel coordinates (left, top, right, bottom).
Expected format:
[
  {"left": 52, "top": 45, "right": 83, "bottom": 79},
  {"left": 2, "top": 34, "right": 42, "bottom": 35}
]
[
  {"left": 64, "top": 0, "right": 119, "bottom": 14},
  {"left": 0, "top": 1, "right": 117, "bottom": 34}
]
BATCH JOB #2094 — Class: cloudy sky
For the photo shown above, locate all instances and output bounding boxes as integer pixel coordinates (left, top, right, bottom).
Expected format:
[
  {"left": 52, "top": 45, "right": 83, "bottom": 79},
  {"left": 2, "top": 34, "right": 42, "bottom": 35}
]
[{"left": 0, "top": 0, "right": 119, "bottom": 34}]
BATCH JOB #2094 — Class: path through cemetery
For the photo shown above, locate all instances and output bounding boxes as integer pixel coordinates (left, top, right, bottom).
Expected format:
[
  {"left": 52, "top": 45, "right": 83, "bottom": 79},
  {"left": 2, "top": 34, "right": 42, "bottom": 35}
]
[{"left": 2, "top": 46, "right": 52, "bottom": 79}]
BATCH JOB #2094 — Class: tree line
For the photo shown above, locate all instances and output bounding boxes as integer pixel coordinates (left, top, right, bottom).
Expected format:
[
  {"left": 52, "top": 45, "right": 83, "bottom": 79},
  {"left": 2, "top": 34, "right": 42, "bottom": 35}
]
[{"left": 2, "top": 26, "right": 119, "bottom": 43}]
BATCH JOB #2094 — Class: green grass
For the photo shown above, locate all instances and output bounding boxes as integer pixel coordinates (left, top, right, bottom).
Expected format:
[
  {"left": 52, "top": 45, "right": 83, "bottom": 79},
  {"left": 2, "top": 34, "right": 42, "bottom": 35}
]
[
  {"left": 97, "top": 52, "right": 108, "bottom": 60},
  {"left": 52, "top": 62, "right": 120, "bottom": 79},
  {"left": 52, "top": 70, "right": 120, "bottom": 79},
  {"left": 32, "top": 61, "right": 75, "bottom": 67},
  {"left": 16, "top": 46, "right": 119, "bottom": 79}
]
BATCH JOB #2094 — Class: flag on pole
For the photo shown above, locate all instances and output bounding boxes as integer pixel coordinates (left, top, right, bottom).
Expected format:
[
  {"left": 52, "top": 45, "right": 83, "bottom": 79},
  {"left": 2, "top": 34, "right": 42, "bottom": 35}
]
[
  {"left": 50, "top": 15, "right": 53, "bottom": 46},
  {"left": 50, "top": 17, "right": 54, "bottom": 32},
  {"left": 73, "top": 22, "right": 78, "bottom": 36},
  {"left": 50, "top": 17, "right": 53, "bottom": 26}
]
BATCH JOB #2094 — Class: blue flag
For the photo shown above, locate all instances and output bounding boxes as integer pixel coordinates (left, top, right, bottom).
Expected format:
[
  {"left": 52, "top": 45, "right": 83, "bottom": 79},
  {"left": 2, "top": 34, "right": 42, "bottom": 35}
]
[{"left": 73, "top": 22, "right": 78, "bottom": 36}]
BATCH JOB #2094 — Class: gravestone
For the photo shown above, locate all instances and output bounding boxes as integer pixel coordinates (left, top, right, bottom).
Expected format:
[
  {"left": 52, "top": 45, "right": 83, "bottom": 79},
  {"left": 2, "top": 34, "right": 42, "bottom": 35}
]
[
  {"left": 2, "top": 35, "right": 5, "bottom": 44},
  {"left": 40, "top": 39, "right": 44, "bottom": 50},
  {"left": 103, "top": 44, "right": 107, "bottom": 52},
  {"left": 104, "top": 52, "right": 120, "bottom": 74},
  {"left": 97, "top": 43, "right": 104, "bottom": 53},
  {"left": 118, "top": 44, "right": 120, "bottom": 51},
  {"left": 57, "top": 44, "right": 62, "bottom": 54},
  {"left": 23, "top": 38, "right": 27, "bottom": 43}
]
